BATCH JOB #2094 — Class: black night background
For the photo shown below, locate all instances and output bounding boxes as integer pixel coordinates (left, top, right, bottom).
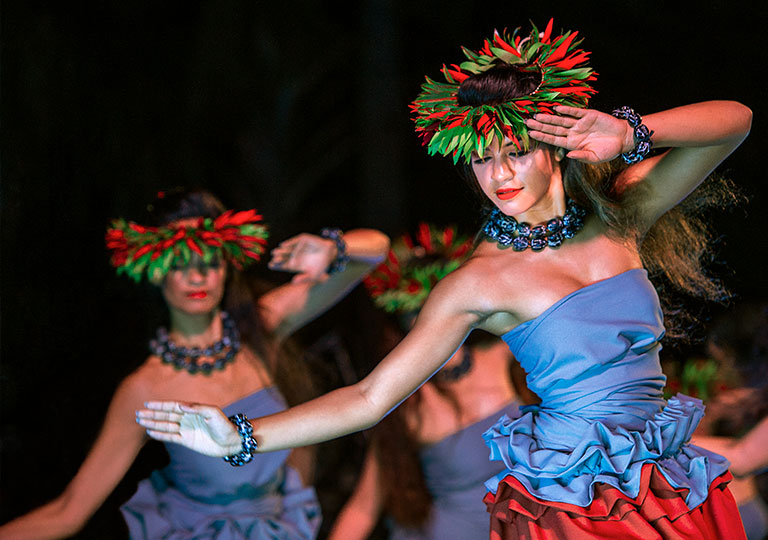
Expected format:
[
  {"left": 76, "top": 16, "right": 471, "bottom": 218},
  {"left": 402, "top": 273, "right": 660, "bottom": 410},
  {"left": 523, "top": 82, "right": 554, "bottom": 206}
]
[{"left": 2, "top": 1, "right": 766, "bottom": 538}]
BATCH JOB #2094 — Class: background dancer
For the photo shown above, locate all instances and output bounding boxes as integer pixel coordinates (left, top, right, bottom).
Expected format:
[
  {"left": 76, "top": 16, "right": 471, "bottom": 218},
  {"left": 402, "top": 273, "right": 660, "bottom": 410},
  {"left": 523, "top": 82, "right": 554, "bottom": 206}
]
[
  {"left": 329, "top": 224, "right": 529, "bottom": 540},
  {"left": 0, "top": 189, "right": 389, "bottom": 539}
]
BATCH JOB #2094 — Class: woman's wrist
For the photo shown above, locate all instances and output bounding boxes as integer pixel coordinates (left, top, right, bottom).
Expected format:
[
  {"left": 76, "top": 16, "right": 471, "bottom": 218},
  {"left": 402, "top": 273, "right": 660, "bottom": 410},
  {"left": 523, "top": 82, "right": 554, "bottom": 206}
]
[
  {"left": 320, "top": 228, "right": 349, "bottom": 274},
  {"left": 611, "top": 106, "right": 654, "bottom": 164},
  {"left": 223, "top": 413, "right": 258, "bottom": 466}
]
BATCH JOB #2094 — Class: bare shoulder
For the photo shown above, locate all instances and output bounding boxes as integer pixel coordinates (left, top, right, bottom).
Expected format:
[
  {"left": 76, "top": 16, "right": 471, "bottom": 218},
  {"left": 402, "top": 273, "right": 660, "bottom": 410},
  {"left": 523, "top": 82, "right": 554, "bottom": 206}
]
[
  {"left": 115, "top": 355, "right": 168, "bottom": 407},
  {"left": 423, "top": 246, "right": 528, "bottom": 334},
  {"left": 427, "top": 253, "right": 503, "bottom": 314}
]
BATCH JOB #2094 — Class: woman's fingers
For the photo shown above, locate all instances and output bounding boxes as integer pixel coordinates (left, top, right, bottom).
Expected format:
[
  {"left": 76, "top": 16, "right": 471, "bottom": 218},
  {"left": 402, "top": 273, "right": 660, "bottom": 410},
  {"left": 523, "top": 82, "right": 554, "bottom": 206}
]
[
  {"left": 142, "top": 400, "right": 189, "bottom": 413},
  {"left": 145, "top": 429, "right": 184, "bottom": 443},
  {"left": 138, "top": 401, "right": 214, "bottom": 420},
  {"left": 552, "top": 105, "right": 587, "bottom": 117},
  {"left": 136, "top": 416, "right": 181, "bottom": 432},
  {"left": 527, "top": 129, "right": 566, "bottom": 147},
  {"left": 566, "top": 149, "right": 599, "bottom": 162},
  {"left": 528, "top": 114, "right": 577, "bottom": 129},
  {"left": 185, "top": 404, "right": 225, "bottom": 419}
]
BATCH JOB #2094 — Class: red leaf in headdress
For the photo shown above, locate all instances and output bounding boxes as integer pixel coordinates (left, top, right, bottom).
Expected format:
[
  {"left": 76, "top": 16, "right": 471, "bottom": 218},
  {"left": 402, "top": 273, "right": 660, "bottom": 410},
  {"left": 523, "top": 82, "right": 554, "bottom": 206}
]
[
  {"left": 134, "top": 244, "right": 153, "bottom": 259},
  {"left": 150, "top": 250, "right": 162, "bottom": 261},
  {"left": 111, "top": 252, "right": 128, "bottom": 267},
  {"left": 242, "top": 249, "right": 261, "bottom": 260},
  {"left": 186, "top": 238, "right": 203, "bottom": 256},
  {"left": 203, "top": 239, "right": 223, "bottom": 247},
  {"left": 494, "top": 36, "right": 522, "bottom": 57},
  {"left": 239, "top": 235, "right": 268, "bottom": 245},
  {"left": 443, "top": 65, "right": 469, "bottom": 83},
  {"left": 223, "top": 209, "right": 262, "bottom": 227},
  {"left": 443, "top": 227, "right": 454, "bottom": 248},
  {"left": 129, "top": 223, "right": 149, "bottom": 234},
  {"left": 453, "top": 242, "right": 471, "bottom": 259},
  {"left": 445, "top": 117, "right": 465, "bottom": 129},
  {"left": 171, "top": 228, "right": 186, "bottom": 241},
  {"left": 213, "top": 210, "right": 233, "bottom": 229},
  {"left": 555, "top": 85, "right": 592, "bottom": 94},
  {"left": 417, "top": 223, "right": 433, "bottom": 252},
  {"left": 477, "top": 113, "right": 495, "bottom": 136},
  {"left": 105, "top": 228, "right": 125, "bottom": 241},
  {"left": 406, "top": 280, "right": 422, "bottom": 294},
  {"left": 541, "top": 19, "right": 554, "bottom": 44},
  {"left": 544, "top": 32, "right": 578, "bottom": 65},
  {"left": 556, "top": 51, "right": 590, "bottom": 70}
]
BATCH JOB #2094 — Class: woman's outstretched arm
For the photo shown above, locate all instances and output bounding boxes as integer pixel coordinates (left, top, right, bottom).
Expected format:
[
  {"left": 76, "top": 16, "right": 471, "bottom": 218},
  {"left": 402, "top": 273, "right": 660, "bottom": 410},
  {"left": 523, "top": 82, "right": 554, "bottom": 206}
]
[
  {"left": 326, "top": 447, "right": 384, "bottom": 540},
  {"left": 259, "top": 228, "right": 389, "bottom": 338},
  {"left": 527, "top": 101, "right": 752, "bottom": 227},
  {"left": 0, "top": 374, "right": 149, "bottom": 539},
  {"left": 136, "top": 267, "right": 482, "bottom": 455}
]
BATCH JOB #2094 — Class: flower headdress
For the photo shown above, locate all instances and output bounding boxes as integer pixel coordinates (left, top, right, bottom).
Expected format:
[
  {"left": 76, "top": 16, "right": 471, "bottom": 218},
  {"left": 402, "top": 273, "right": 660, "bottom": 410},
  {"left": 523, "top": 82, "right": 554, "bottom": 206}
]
[
  {"left": 410, "top": 19, "right": 597, "bottom": 164},
  {"left": 106, "top": 209, "right": 269, "bottom": 283},
  {"left": 364, "top": 223, "right": 473, "bottom": 313}
]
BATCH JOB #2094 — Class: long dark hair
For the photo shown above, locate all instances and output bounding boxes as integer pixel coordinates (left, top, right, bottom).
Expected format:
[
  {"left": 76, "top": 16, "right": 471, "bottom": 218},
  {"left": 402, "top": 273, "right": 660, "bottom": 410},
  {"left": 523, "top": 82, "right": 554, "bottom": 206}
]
[
  {"left": 457, "top": 65, "right": 743, "bottom": 337},
  {"left": 146, "top": 188, "right": 315, "bottom": 405}
]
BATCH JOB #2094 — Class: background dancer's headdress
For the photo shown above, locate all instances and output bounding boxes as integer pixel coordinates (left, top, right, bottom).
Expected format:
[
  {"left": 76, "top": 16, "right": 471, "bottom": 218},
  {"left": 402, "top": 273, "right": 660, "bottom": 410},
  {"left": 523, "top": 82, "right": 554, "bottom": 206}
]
[
  {"left": 364, "top": 223, "right": 473, "bottom": 313},
  {"left": 106, "top": 209, "right": 269, "bottom": 283},
  {"left": 410, "top": 19, "right": 597, "bottom": 164}
]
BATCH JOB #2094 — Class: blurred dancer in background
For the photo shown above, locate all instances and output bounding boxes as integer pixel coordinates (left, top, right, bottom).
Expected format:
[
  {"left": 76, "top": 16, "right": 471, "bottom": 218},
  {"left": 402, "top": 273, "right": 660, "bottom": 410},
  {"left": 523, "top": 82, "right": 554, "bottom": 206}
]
[{"left": 0, "top": 188, "right": 389, "bottom": 539}]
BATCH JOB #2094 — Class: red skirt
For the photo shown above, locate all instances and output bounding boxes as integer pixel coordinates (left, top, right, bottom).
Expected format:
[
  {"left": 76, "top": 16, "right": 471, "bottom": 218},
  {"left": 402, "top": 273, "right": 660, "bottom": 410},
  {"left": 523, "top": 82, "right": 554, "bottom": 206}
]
[{"left": 483, "top": 464, "right": 746, "bottom": 540}]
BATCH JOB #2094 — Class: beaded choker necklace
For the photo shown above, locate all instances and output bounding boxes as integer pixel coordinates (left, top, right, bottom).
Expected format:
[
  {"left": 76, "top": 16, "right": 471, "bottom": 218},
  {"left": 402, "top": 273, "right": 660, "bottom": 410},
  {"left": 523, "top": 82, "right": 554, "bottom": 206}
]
[
  {"left": 482, "top": 199, "right": 587, "bottom": 251},
  {"left": 150, "top": 311, "right": 241, "bottom": 375},
  {"left": 434, "top": 347, "right": 473, "bottom": 383}
]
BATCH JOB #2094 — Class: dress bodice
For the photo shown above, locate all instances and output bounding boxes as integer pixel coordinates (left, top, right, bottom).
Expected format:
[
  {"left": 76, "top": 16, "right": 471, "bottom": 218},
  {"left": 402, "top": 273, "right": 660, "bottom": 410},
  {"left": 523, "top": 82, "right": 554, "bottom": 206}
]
[
  {"left": 483, "top": 269, "right": 729, "bottom": 510},
  {"left": 121, "top": 386, "right": 321, "bottom": 539},
  {"left": 390, "top": 402, "right": 520, "bottom": 540},
  {"left": 501, "top": 268, "right": 667, "bottom": 431},
  {"left": 159, "top": 386, "right": 291, "bottom": 502}
]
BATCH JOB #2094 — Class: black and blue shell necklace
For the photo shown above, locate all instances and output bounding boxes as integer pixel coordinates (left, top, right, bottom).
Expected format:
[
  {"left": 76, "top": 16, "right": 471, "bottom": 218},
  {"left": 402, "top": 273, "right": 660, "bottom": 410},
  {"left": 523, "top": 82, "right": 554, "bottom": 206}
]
[
  {"left": 150, "top": 311, "right": 241, "bottom": 375},
  {"left": 482, "top": 198, "right": 587, "bottom": 251}
]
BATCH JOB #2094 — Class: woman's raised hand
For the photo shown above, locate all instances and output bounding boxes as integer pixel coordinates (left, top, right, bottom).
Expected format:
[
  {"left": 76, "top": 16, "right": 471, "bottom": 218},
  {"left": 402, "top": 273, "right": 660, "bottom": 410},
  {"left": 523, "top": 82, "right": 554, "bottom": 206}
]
[
  {"left": 268, "top": 233, "right": 337, "bottom": 284},
  {"left": 525, "top": 105, "right": 633, "bottom": 163},
  {"left": 136, "top": 401, "right": 243, "bottom": 457}
]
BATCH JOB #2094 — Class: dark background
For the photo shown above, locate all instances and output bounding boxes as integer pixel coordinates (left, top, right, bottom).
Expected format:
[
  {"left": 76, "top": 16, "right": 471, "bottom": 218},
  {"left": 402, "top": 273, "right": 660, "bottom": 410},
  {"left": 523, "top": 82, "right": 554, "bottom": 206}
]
[{"left": 2, "top": 1, "right": 767, "bottom": 538}]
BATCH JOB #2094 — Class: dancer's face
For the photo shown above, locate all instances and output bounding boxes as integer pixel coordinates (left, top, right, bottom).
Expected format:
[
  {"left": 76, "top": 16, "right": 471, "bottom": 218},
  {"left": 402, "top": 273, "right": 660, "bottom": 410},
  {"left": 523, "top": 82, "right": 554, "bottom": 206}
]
[
  {"left": 471, "top": 136, "right": 563, "bottom": 222},
  {"left": 161, "top": 219, "right": 227, "bottom": 315},
  {"left": 162, "top": 255, "right": 227, "bottom": 315}
]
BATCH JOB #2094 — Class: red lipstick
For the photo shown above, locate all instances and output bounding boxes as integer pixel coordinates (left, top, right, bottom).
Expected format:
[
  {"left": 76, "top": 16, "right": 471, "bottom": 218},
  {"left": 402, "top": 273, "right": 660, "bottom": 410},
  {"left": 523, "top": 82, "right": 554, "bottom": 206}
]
[
  {"left": 187, "top": 291, "right": 208, "bottom": 299},
  {"left": 496, "top": 187, "right": 522, "bottom": 200}
]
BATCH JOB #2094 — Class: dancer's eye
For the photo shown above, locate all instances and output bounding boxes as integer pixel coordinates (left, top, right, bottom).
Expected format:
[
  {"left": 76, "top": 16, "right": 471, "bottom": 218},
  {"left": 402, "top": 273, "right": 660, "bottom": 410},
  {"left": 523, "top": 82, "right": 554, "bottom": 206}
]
[{"left": 473, "top": 156, "right": 491, "bottom": 165}]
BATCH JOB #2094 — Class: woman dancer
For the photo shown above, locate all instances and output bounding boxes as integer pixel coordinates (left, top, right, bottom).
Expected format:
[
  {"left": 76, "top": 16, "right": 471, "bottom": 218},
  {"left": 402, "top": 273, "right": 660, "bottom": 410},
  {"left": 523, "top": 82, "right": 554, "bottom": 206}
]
[
  {"left": 137, "top": 20, "right": 752, "bottom": 538},
  {"left": 0, "top": 189, "right": 389, "bottom": 539},
  {"left": 328, "top": 224, "right": 526, "bottom": 540}
]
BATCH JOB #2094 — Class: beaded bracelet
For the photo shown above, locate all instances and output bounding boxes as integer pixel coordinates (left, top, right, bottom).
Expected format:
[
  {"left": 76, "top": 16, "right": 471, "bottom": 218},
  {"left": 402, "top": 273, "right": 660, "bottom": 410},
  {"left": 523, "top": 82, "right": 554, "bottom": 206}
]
[
  {"left": 320, "top": 228, "right": 350, "bottom": 274},
  {"left": 611, "top": 106, "right": 654, "bottom": 164},
  {"left": 223, "top": 413, "right": 258, "bottom": 467}
]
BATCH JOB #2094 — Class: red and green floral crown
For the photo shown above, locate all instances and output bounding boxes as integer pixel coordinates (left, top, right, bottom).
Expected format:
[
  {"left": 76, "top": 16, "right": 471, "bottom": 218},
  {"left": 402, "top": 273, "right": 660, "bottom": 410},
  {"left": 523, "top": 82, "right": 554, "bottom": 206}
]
[
  {"left": 364, "top": 223, "right": 473, "bottom": 313},
  {"left": 410, "top": 19, "right": 597, "bottom": 164},
  {"left": 106, "top": 209, "right": 269, "bottom": 283}
]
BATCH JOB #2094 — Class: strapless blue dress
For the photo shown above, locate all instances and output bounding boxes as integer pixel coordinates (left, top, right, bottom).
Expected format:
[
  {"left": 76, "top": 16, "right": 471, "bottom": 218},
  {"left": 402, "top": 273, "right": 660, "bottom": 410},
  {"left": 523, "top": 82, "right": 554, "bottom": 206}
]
[
  {"left": 389, "top": 401, "right": 520, "bottom": 540},
  {"left": 121, "top": 387, "right": 321, "bottom": 539},
  {"left": 481, "top": 269, "right": 746, "bottom": 539}
]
